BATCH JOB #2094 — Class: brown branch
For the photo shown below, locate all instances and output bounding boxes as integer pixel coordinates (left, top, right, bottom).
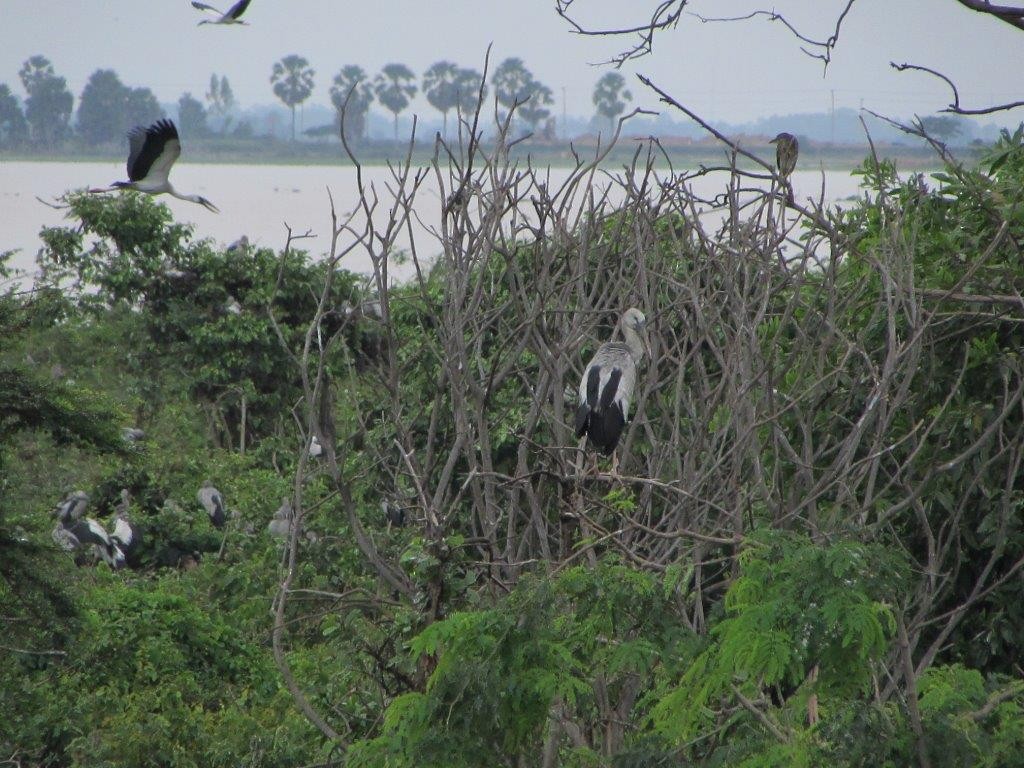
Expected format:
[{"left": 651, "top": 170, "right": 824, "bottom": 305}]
[
  {"left": 554, "top": 0, "right": 688, "bottom": 65},
  {"left": 953, "top": 0, "right": 1024, "bottom": 31},
  {"left": 730, "top": 684, "right": 792, "bottom": 743},
  {"left": 691, "top": 1, "right": 858, "bottom": 68},
  {"left": 892, "top": 62, "right": 1024, "bottom": 114}
]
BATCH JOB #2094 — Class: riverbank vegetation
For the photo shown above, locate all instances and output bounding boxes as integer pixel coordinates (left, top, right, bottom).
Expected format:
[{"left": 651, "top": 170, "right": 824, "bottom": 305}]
[{"left": 2, "top": 114, "right": 1023, "bottom": 767}]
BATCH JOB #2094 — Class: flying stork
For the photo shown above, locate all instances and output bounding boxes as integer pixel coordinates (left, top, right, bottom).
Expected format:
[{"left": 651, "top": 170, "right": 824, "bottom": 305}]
[
  {"left": 197, "top": 480, "right": 227, "bottom": 529},
  {"left": 192, "top": 0, "right": 252, "bottom": 25},
  {"left": 90, "top": 119, "right": 219, "bottom": 212},
  {"left": 575, "top": 308, "right": 650, "bottom": 466}
]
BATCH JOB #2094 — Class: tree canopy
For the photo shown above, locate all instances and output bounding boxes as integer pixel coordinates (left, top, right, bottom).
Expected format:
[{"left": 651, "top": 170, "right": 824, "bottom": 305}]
[{"left": 270, "top": 54, "right": 315, "bottom": 141}]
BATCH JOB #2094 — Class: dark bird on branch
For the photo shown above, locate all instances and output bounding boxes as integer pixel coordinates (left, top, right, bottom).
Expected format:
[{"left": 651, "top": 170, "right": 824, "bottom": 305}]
[{"left": 770, "top": 132, "right": 799, "bottom": 178}]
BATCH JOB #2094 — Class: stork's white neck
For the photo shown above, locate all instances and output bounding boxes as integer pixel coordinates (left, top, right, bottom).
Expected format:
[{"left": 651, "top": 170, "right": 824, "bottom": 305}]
[{"left": 619, "top": 319, "right": 646, "bottom": 363}]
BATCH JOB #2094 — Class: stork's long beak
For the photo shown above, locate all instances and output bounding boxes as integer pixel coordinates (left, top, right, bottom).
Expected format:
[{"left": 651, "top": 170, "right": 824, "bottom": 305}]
[{"left": 202, "top": 199, "right": 221, "bottom": 213}]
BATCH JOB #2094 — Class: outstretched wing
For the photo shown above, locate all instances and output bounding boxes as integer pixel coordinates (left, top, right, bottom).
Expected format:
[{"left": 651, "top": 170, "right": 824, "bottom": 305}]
[
  {"left": 226, "top": 0, "right": 251, "bottom": 19},
  {"left": 127, "top": 119, "right": 181, "bottom": 185},
  {"left": 191, "top": 1, "right": 222, "bottom": 14}
]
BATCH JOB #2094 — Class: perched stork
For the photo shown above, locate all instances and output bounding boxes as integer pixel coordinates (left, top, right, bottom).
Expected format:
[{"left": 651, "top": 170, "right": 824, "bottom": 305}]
[
  {"left": 308, "top": 435, "right": 324, "bottom": 459},
  {"left": 575, "top": 308, "right": 649, "bottom": 462},
  {"left": 110, "top": 503, "right": 142, "bottom": 565},
  {"left": 267, "top": 497, "right": 292, "bottom": 539},
  {"left": 54, "top": 490, "right": 89, "bottom": 525},
  {"left": 197, "top": 480, "right": 227, "bottom": 529},
  {"left": 192, "top": 0, "right": 252, "bottom": 25},
  {"left": 54, "top": 517, "right": 125, "bottom": 569},
  {"left": 90, "top": 119, "right": 219, "bottom": 212},
  {"left": 226, "top": 235, "right": 250, "bottom": 253},
  {"left": 113, "top": 488, "right": 131, "bottom": 517},
  {"left": 382, "top": 499, "right": 405, "bottom": 530},
  {"left": 121, "top": 427, "right": 146, "bottom": 444}
]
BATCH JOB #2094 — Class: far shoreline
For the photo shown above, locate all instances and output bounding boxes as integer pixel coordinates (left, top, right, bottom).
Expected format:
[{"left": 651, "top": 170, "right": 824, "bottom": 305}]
[{"left": 0, "top": 139, "right": 955, "bottom": 172}]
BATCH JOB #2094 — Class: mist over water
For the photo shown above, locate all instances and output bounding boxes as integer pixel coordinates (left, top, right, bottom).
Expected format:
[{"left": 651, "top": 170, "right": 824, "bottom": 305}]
[{"left": 2, "top": 162, "right": 866, "bottom": 285}]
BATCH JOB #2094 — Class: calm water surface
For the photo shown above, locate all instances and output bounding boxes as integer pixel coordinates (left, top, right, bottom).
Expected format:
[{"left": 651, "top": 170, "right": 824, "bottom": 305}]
[{"left": 1, "top": 161, "right": 865, "bottom": 285}]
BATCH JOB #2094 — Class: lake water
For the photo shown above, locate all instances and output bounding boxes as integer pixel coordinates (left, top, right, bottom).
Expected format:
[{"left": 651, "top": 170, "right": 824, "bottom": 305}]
[{"left": 1, "top": 161, "right": 866, "bottom": 285}]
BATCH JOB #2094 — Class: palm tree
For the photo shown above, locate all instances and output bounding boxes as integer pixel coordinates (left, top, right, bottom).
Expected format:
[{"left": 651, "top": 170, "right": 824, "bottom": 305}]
[
  {"left": 373, "top": 63, "right": 417, "bottom": 144},
  {"left": 422, "top": 61, "right": 458, "bottom": 137},
  {"left": 492, "top": 58, "right": 533, "bottom": 114},
  {"left": 519, "top": 82, "right": 554, "bottom": 132},
  {"left": 330, "top": 65, "right": 374, "bottom": 145},
  {"left": 454, "top": 68, "right": 487, "bottom": 124},
  {"left": 593, "top": 72, "right": 632, "bottom": 133},
  {"left": 270, "top": 55, "right": 315, "bottom": 141}
]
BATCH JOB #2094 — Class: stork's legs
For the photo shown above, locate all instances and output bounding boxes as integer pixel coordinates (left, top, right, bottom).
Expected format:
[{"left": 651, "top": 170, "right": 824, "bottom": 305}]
[{"left": 610, "top": 450, "right": 621, "bottom": 476}]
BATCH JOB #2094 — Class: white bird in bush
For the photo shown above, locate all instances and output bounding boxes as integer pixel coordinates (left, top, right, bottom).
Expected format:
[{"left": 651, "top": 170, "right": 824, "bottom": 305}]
[{"left": 197, "top": 480, "right": 227, "bottom": 528}]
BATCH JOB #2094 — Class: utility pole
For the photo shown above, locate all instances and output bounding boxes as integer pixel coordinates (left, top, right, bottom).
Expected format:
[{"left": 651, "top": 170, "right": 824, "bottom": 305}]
[
  {"left": 830, "top": 89, "right": 836, "bottom": 145},
  {"left": 562, "top": 86, "right": 567, "bottom": 140}
]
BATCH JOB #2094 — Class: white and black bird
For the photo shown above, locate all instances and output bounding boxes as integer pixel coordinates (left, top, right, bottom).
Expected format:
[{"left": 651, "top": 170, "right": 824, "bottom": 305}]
[
  {"left": 54, "top": 490, "right": 89, "bottom": 525},
  {"left": 574, "top": 308, "right": 649, "bottom": 459},
  {"left": 225, "top": 235, "right": 250, "bottom": 254},
  {"left": 110, "top": 497, "right": 142, "bottom": 565},
  {"left": 53, "top": 516, "right": 125, "bottom": 569},
  {"left": 382, "top": 499, "right": 405, "bottom": 530},
  {"left": 308, "top": 435, "right": 324, "bottom": 459},
  {"left": 191, "top": 0, "right": 252, "bottom": 24},
  {"left": 90, "top": 119, "right": 219, "bottom": 212},
  {"left": 197, "top": 480, "right": 227, "bottom": 529},
  {"left": 267, "top": 497, "right": 293, "bottom": 539},
  {"left": 121, "top": 427, "right": 146, "bottom": 444}
]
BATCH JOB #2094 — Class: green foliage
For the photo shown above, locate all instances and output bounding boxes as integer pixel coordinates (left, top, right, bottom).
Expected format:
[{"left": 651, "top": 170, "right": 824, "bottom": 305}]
[
  {"left": 1, "top": 578, "right": 314, "bottom": 768},
  {"left": 36, "top": 191, "right": 363, "bottom": 443},
  {"left": 651, "top": 531, "right": 903, "bottom": 747},
  {"left": 0, "top": 364, "right": 124, "bottom": 451},
  {"left": 351, "top": 560, "right": 689, "bottom": 766}
]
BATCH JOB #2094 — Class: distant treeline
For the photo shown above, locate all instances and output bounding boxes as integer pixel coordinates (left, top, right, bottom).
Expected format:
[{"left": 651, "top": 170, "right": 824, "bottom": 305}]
[{"left": 0, "top": 54, "right": 636, "bottom": 151}]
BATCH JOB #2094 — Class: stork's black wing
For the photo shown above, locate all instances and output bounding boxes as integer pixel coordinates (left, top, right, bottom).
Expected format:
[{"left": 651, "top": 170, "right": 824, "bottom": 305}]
[
  {"left": 226, "top": 0, "right": 252, "bottom": 19},
  {"left": 126, "top": 119, "right": 179, "bottom": 182}
]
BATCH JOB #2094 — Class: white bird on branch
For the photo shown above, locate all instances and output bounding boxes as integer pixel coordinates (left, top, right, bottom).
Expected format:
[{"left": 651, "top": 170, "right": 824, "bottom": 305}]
[
  {"left": 575, "top": 307, "right": 650, "bottom": 470},
  {"left": 191, "top": 0, "right": 252, "bottom": 25},
  {"left": 89, "top": 119, "right": 219, "bottom": 212}
]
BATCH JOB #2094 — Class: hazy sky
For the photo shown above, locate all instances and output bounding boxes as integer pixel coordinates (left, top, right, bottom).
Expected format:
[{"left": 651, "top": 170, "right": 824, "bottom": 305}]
[{"left": 2, "top": 0, "right": 1023, "bottom": 126}]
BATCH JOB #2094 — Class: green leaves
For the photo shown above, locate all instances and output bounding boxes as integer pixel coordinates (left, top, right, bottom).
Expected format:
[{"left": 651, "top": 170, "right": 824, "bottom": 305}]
[{"left": 652, "top": 531, "right": 903, "bottom": 745}]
